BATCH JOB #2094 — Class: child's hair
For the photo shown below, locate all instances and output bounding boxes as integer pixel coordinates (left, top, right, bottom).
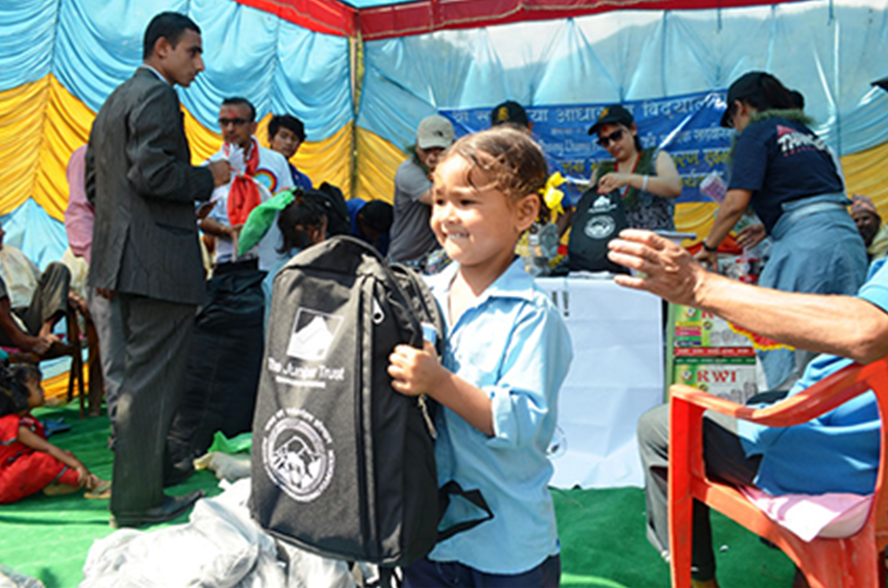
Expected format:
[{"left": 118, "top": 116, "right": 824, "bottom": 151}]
[
  {"left": 277, "top": 190, "right": 328, "bottom": 254},
  {"left": 443, "top": 127, "right": 549, "bottom": 211},
  {"left": 11, "top": 364, "right": 42, "bottom": 386},
  {"left": 0, "top": 364, "right": 38, "bottom": 417}
]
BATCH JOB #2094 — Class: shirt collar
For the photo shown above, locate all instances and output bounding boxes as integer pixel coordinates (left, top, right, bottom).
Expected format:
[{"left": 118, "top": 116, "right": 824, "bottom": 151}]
[
  {"left": 139, "top": 64, "right": 170, "bottom": 85},
  {"left": 430, "top": 257, "right": 537, "bottom": 305}
]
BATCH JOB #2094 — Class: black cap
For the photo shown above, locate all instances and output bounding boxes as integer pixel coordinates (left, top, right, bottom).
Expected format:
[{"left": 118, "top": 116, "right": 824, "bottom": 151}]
[
  {"left": 721, "top": 71, "right": 767, "bottom": 127},
  {"left": 490, "top": 100, "right": 529, "bottom": 128},
  {"left": 588, "top": 104, "right": 634, "bottom": 135},
  {"left": 873, "top": 76, "right": 888, "bottom": 92}
]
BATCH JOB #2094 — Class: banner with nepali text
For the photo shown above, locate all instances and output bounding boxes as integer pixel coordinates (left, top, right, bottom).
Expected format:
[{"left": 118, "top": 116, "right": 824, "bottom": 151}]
[{"left": 442, "top": 90, "right": 731, "bottom": 205}]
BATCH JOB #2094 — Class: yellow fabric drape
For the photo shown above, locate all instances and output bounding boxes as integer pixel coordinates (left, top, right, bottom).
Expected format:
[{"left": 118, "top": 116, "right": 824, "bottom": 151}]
[
  {"left": 34, "top": 76, "right": 95, "bottom": 220},
  {"left": 841, "top": 141, "right": 888, "bottom": 211},
  {"left": 674, "top": 202, "right": 719, "bottom": 245},
  {"left": 0, "top": 75, "right": 95, "bottom": 221},
  {"left": 285, "top": 122, "right": 353, "bottom": 195},
  {"left": 354, "top": 126, "right": 407, "bottom": 203},
  {"left": 0, "top": 74, "right": 355, "bottom": 225},
  {"left": 0, "top": 78, "right": 52, "bottom": 219},
  {"left": 43, "top": 371, "right": 70, "bottom": 402}
]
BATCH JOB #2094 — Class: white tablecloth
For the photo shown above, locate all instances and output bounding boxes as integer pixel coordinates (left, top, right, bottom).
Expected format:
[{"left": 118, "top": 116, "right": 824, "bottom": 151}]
[{"left": 537, "top": 277, "right": 664, "bottom": 489}]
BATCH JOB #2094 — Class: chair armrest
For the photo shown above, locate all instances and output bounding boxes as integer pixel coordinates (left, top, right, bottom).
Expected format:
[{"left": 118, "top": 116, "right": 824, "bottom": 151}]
[{"left": 670, "top": 355, "right": 888, "bottom": 428}]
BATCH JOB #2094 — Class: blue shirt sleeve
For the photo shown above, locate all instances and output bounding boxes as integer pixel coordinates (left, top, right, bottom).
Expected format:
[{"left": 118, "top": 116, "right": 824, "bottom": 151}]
[
  {"left": 484, "top": 301, "right": 572, "bottom": 449},
  {"left": 738, "top": 257, "right": 888, "bottom": 494}
]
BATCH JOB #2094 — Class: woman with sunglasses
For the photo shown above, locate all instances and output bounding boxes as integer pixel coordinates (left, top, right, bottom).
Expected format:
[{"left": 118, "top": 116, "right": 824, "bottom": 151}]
[
  {"left": 587, "top": 104, "right": 683, "bottom": 231},
  {"left": 696, "top": 71, "right": 867, "bottom": 391}
]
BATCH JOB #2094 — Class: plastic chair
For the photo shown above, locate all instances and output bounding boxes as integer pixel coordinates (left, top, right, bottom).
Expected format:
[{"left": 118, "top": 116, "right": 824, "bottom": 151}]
[{"left": 669, "top": 355, "right": 888, "bottom": 588}]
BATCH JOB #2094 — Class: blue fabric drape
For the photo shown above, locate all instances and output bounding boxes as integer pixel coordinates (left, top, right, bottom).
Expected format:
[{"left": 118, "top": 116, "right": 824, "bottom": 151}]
[
  {"left": 358, "top": 2, "right": 888, "bottom": 156},
  {"left": 1, "top": 0, "right": 352, "bottom": 140}
]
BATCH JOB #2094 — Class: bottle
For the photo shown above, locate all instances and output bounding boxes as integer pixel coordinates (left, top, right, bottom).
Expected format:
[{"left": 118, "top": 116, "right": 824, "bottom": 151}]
[{"left": 737, "top": 248, "right": 760, "bottom": 284}]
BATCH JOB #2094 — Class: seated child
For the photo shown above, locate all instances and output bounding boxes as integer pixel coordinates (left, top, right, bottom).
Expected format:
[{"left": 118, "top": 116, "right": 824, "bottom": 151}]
[
  {"left": 0, "top": 364, "right": 108, "bottom": 503},
  {"left": 388, "top": 127, "right": 573, "bottom": 587}
]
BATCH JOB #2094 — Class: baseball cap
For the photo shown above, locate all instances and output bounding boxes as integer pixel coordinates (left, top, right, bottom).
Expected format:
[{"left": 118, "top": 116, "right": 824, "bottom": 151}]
[
  {"left": 490, "top": 100, "right": 529, "bottom": 128},
  {"left": 588, "top": 104, "right": 634, "bottom": 135},
  {"left": 416, "top": 115, "right": 455, "bottom": 150},
  {"left": 873, "top": 76, "right": 888, "bottom": 92},
  {"left": 721, "top": 71, "right": 767, "bottom": 127}
]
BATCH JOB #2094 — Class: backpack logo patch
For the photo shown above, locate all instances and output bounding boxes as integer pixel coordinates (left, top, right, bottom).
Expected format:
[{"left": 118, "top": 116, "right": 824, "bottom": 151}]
[
  {"left": 263, "top": 408, "right": 335, "bottom": 503},
  {"left": 585, "top": 215, "right": 616, "bottom": 239},
  {"left": 287, "top": 308, "right": 344, "bottom": 361}
]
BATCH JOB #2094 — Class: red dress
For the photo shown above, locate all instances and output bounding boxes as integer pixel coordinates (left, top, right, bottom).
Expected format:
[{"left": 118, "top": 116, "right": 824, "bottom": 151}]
[{"left": 0, "top": 413, "right": 79, "bottom": 503}]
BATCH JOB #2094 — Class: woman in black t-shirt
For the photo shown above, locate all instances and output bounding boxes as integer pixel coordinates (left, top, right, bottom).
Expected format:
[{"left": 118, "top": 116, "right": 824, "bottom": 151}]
[{"left": 696, "top": 71, "right": 867, "bottom": 392}]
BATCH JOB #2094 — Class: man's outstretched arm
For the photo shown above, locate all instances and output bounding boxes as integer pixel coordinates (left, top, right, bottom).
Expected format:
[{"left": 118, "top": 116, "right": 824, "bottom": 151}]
[{"left": 608, "top": 229, "right": 888, "bottom": 365}]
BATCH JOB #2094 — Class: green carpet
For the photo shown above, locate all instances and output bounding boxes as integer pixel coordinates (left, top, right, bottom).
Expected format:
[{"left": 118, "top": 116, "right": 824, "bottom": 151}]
[{"left": 1, "top": 403, "right": 796, "bottom": 587}]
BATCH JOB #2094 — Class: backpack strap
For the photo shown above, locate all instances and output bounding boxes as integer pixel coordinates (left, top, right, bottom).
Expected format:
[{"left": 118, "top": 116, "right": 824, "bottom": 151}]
[
  {"left": 387, "top": 264, "right": 445, "bottom": 357},
  {"left": 436, "top": 481, "right": 494, "bottom": 543}
]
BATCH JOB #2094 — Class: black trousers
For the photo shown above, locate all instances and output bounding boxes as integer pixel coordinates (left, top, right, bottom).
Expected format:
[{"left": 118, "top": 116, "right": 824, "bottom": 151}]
[{"left": 109, "top": 294, "right": 196, "bottom": 516}]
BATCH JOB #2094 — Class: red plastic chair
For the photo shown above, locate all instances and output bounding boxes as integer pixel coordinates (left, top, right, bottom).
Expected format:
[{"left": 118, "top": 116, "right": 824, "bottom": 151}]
[{"left": 669, "top": 355, "right": 888, "bottom": 588}]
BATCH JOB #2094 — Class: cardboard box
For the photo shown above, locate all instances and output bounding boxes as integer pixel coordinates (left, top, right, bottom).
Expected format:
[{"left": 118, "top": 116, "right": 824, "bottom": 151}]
[
  {"left": 674, "top": 305, "right": 753, "bottom": 348},
  {"left": 673, "top": 353, "right": 758, "bottom": 404}
]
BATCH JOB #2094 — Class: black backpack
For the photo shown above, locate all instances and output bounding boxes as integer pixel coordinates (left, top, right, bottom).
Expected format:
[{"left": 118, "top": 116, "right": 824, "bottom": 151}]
[
  {"left": 250, "top": 235, "right": 489, "bottom": 567},
  {"left": 567, "top": 188, "right": 630, "bottom": 274}
]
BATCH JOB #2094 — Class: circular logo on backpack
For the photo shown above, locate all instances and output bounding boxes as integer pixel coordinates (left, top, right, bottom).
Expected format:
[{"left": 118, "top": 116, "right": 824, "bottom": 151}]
[
  {"left": 585, "top": 215, "right": 616, "bottom": 240},
  {"left": 262, "top": 408, "right": 335, "bottom": 502}
]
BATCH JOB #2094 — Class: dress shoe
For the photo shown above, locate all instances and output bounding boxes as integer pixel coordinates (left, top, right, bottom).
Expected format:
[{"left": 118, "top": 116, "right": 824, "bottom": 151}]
[
  {"left": 162, "top": 463, "right": 195, "bottom": 488},
  {"left": 110, "top": 490, "right": 205, "bottom": 529}
]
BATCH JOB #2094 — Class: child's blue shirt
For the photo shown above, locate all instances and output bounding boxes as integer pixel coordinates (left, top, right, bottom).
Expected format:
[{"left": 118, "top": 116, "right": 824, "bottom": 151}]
[{"left": 426, "top": 257, "right": 573, "bottom": 574}]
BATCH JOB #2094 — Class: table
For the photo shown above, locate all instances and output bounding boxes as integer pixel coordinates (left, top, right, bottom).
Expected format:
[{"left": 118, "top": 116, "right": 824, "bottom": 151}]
[{"left": 537, "top": 277, "right": 664, "bottom": 489}]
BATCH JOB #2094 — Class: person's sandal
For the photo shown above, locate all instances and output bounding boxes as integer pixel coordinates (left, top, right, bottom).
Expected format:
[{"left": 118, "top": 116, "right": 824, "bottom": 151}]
[{"left": 84, "top": 480, "right": 112, "bottom": 500}]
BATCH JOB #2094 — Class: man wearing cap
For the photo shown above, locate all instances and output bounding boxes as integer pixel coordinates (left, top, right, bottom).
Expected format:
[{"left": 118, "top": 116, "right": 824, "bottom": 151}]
[
  {"left": 388, "top": 115, "right": 454, "bottom": 264},
  {"left": 850, "top": 194, "right": 888, "bottom": 263},
  {"left": 587, "top": 104, "right": 682, "bottom": 231},
  {"left": 490, "top": 100, "right": 573, "bottom": 224},
  {"left": 490, "top": 100, "right": 532, "bottom": 132}
]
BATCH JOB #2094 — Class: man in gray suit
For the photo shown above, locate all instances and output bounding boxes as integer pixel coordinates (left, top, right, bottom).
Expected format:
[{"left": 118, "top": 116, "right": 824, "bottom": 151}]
[{"left": 86, "top": 11, "right": 229, "bottom": 528}]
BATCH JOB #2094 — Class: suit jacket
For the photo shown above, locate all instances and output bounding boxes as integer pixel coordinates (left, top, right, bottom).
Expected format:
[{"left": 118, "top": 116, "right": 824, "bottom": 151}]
[{"left": 86, "top": 68, "right": 214, "bottom": 306}]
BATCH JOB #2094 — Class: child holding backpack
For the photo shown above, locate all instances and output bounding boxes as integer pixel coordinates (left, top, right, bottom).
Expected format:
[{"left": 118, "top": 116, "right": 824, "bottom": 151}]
[
  {"left": 388, "top": 126, "right": 573, "bottom": 587},
  {"left": 0, "top": 364, "right": 109, "bottom": 503}
]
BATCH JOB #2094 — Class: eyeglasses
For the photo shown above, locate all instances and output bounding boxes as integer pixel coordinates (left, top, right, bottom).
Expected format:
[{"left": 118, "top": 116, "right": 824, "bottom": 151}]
[
  {"left": 597, "top": 128, "right": 625, "bottom": 148},
  {"left": 218, "top": 117, "right": 250, "bottom": 127}
]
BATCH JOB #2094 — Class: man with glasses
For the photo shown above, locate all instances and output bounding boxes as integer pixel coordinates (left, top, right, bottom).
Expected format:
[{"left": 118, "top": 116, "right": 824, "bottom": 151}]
[
  {"left": 587, "top": 104, "right": 682, "bottom": 231},
  {"left": 201, "top": 97, "right": 294, "bottom": 270},
  {"left": 166, "top": 98, "right": 294, "bottom": 484}
]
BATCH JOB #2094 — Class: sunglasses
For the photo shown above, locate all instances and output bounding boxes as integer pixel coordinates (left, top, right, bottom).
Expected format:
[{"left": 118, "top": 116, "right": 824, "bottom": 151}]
[
  {"left": 597, "top": 128, "right": 625, "bottom": 148},
  {"left": 218, "top": 117, "right": 250, "bottom": 127}
]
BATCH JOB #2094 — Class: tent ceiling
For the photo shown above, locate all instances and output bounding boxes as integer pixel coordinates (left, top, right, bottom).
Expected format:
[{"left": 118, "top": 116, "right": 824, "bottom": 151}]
[{"left": 235, "top": 0, "right": 805, "bottom": 39}]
